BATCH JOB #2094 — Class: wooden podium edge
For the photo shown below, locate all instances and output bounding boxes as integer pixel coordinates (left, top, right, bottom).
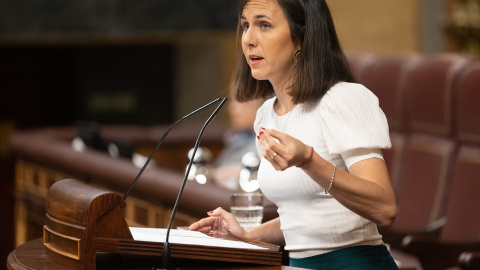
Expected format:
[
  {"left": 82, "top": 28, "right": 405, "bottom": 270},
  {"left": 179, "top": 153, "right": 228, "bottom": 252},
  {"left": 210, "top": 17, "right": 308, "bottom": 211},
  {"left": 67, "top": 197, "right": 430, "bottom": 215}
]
[
  {"left": 97, "top": 237, "right": 282, "bottom": 266},
  {"left": 44, "top": 179, "right": 283, "bottom": 268}
]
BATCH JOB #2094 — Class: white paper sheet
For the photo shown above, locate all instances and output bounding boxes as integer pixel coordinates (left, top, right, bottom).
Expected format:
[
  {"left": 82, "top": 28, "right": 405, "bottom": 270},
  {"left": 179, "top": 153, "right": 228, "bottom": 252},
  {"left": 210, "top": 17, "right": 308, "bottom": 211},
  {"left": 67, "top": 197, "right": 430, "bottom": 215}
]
[{"left": 129, "top": 227, "right": 267, "bottom": 250}]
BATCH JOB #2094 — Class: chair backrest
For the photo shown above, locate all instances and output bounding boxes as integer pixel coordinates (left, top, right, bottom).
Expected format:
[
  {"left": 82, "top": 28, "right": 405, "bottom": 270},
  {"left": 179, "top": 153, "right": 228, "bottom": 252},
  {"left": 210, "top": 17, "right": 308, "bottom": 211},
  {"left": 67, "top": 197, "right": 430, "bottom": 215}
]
[
  {"left": 361, "top": 54, "right": 418, "bottom": 132},
  {"left": 440, "top": 145, "right": 480, "bottom": 243},
  {"left": 382, "top": 132, "right": 406, "bottom": 192},
  {"left": 386, "top": 55, "right": 469, "bottom": 233},
  {"left": 440, "top": 61, "right": 480, "bottom": 243},
  {"left": 404, "top": 54, "right": 470, "bottom": 137},
  {"left": 455, "top": 62, "right": 480, "bottom": 146},
  {"left": 355, "top": 54, "right": 417, "bottom": 192},
  {"left": 390, "top": 134, "right": 456, "bottom": 232}
]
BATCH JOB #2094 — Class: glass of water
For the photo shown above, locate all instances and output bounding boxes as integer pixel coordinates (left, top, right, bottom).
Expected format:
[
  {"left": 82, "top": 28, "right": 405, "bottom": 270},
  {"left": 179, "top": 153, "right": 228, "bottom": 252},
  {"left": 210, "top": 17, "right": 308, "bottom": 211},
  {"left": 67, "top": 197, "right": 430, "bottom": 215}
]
[{"left": 230, "top": 192, "right": 264, "bottom": 230}]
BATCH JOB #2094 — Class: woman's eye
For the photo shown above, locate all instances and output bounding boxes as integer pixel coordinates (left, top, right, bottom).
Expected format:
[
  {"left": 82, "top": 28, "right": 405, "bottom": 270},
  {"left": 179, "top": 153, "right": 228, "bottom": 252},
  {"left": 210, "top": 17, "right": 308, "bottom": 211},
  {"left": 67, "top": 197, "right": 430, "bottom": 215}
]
[
  {"left": 261, "top": 23, "right": 271, "bottom": 30},
  {"left": 242, "top": 23, "right": 250, "bottom": 31}
]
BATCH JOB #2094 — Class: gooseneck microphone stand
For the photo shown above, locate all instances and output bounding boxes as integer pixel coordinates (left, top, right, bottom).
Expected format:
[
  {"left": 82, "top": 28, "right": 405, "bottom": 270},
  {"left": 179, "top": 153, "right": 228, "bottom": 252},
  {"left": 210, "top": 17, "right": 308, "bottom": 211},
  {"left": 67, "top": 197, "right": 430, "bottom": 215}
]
[
  {"left": 158, "top": 97, "right": 227, "bottom": 270},
  {"left": 123, "top": 98, "right": 221, "bottom": 201}
]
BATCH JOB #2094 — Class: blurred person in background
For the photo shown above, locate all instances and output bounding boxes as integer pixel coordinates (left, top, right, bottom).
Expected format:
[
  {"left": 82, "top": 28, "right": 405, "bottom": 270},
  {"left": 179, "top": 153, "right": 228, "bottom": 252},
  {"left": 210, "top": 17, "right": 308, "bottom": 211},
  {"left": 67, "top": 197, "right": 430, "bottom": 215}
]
[{"left": 212, "top": 97, "right": 264, "bottom": 190}]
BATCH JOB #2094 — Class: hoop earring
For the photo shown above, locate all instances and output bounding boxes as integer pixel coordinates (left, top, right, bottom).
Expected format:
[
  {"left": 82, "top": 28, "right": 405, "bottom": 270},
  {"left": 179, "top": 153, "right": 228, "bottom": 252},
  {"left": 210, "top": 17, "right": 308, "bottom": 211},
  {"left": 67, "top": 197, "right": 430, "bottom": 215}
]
[{"left": 294, "top": 49, "right": 301, "bottom": 63}]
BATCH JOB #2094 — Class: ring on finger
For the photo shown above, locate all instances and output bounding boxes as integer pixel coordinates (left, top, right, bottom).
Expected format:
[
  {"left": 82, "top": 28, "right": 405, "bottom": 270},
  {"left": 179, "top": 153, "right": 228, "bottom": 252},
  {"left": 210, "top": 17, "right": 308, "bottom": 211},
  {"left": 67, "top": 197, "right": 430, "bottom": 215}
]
[{"left": 271, "top": 152, "right": 277, "bottom": 160}]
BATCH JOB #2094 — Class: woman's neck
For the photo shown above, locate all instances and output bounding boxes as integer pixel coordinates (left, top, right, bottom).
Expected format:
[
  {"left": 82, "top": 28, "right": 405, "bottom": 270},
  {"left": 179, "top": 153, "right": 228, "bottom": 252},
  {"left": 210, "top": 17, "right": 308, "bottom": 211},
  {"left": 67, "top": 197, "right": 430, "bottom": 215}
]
[
  {"left": 272, "top": 80, "right": 295, "bottom": 115},
  {"left": 274, "top": 94, "right": 295, "bottom": 116}
]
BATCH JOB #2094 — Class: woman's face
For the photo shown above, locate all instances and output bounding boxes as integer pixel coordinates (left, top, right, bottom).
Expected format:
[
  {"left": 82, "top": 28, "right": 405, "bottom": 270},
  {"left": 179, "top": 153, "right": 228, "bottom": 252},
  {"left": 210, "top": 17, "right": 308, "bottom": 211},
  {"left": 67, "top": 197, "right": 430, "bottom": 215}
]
[{"left": 241, "top": 0, "right": 297, "bottom": 89}]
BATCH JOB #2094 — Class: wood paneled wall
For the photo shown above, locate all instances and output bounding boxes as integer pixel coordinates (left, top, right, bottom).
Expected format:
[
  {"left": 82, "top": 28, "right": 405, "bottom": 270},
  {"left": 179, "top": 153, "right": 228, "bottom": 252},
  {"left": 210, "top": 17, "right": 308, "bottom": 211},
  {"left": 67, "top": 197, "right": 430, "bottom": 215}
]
[{"left": 328, "top": 0, "right": 421, "bottom": 54}]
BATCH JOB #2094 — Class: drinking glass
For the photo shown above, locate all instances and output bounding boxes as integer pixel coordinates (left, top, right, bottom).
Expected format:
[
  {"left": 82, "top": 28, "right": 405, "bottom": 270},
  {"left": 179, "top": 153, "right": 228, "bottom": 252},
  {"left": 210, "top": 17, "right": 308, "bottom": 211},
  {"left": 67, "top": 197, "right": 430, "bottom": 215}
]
[{"left": 230, "top": 193, "right": 263, "bottom": 229}]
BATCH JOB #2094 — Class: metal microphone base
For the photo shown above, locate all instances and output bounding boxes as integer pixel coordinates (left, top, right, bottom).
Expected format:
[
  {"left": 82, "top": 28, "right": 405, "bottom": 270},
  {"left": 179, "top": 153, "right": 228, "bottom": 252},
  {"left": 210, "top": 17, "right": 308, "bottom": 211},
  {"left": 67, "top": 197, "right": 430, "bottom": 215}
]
[{"left": 152, "top": 241, "right": 178, "bottom": 270}]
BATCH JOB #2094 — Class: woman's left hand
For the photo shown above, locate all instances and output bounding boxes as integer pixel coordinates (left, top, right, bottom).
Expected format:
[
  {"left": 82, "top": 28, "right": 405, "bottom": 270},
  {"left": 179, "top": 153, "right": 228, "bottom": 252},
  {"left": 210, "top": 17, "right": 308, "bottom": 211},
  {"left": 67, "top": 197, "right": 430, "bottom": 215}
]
[
  {"left": 257, "top": 127, "right": 312, "bottom": 171},
  {"left": 189, "top": 207, "right": 245, "bottom": 236}
]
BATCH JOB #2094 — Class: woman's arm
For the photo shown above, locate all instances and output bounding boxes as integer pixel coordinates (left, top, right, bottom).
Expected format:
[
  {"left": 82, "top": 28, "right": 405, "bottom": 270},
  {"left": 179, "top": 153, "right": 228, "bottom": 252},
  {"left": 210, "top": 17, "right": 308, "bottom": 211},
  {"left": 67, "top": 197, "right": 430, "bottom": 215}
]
[
  {"left": 303, "top": 154, "right": 396, "bottom": 228},
  {"left": 244, "top": 217, "right": 285, "bottom": 245},
  {"left": 189, "top": 208, "right": 285, "bottom": 245},
  {"left": 258, "top": 128, "right": 396, "bottom": 228}
]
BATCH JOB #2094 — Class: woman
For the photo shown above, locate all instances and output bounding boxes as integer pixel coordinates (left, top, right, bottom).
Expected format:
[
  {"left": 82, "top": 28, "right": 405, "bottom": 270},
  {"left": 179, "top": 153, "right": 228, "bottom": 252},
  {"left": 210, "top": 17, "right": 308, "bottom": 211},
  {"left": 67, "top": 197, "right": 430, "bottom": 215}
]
[{"left": 189, "top": 0, "right": 398, "bottom": 269}]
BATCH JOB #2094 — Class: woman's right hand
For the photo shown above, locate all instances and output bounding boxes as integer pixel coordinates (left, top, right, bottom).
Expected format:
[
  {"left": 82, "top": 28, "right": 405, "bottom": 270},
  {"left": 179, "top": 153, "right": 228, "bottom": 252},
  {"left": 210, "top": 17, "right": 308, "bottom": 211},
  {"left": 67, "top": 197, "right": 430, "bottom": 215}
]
[{"left": 188, "top": 207, "right": 245, "bottom": 236}]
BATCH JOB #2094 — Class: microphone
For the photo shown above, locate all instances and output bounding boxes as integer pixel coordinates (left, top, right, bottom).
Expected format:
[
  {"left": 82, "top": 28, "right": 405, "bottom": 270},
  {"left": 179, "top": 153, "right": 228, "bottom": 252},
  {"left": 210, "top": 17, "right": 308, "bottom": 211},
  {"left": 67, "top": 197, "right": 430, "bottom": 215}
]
[
  {"left": 123, "top": 97, "right": 222, "bottom": 200},
  {"left": 160, "top": 97, "right": 228, "bottom": 270}
]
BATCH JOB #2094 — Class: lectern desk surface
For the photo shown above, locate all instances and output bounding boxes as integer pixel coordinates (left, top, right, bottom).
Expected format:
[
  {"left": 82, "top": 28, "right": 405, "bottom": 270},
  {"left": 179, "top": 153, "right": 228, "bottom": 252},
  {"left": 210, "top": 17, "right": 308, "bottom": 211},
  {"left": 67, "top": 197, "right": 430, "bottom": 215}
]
[
  {"left": 42, "top": 179, "right": 282, "bottom": 268},
  {"left": 7, "top": 238, "right": 299, "bottom": 270}
]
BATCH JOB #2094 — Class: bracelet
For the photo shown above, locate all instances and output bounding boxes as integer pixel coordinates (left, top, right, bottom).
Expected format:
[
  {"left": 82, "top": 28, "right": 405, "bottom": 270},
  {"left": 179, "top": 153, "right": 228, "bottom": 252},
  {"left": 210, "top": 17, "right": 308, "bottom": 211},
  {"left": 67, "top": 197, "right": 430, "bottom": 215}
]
[
  {"left": 296, "top": 146, "right": 314, "bottom": 167},
  {"left": 325, "top": 164, "right": 336, "bottom": 194}
]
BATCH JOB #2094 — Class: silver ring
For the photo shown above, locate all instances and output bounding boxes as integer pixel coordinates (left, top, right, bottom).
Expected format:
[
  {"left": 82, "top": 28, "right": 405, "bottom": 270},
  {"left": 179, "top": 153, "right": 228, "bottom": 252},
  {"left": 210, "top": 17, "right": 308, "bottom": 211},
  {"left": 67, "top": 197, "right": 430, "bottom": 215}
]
[
  {"left": 209, "top": 226, "right": 212, "bottom": 231},
  {"left": 271, "top": 152, "right": 277, "bottom": 160}
]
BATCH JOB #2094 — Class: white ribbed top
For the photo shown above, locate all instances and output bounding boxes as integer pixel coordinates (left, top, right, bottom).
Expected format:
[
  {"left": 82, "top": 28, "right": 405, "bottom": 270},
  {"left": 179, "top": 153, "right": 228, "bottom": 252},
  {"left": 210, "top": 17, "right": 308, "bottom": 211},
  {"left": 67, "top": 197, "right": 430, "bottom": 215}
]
[{"left": 254, "top": 82, "right": 391, "bottom": 258}]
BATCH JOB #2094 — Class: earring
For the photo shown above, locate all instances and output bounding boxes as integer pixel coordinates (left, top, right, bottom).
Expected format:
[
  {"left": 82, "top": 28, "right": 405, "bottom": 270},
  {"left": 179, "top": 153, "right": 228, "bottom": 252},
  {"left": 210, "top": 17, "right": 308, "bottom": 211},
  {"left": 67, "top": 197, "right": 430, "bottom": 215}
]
[{"left": 294, "top": 49, "right": 301, "bottom": 63}]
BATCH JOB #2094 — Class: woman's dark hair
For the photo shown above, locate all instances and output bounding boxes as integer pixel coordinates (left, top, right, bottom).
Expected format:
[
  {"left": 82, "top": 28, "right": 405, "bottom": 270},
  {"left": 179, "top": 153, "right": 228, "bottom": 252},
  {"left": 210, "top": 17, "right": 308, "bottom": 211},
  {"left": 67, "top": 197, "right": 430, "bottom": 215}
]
[{"left": 230, "top": 0, "right": 355, "bottom": 105}]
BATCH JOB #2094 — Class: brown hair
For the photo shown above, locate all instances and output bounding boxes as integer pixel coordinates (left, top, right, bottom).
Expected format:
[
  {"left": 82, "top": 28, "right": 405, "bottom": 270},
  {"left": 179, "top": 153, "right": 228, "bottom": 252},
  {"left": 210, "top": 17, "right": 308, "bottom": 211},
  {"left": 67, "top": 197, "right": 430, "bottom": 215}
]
[{"left": 230, "top": 0, "right": 355, "bottom": 105}]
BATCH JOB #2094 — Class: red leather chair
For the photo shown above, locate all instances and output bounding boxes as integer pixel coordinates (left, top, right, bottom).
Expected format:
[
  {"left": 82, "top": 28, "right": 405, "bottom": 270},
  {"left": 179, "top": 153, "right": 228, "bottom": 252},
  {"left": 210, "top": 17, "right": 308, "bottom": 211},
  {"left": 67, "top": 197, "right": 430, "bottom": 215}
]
[
  {"left": 381, "top": 54, "right": 470, "bottom": 246},
  {"left": 446, "top": 61, "right": 480, "bottom": 270},
  {"left": 393, "top": 57, "right": 480, "bottom": 270},
  {"left": 361, "top": 54, "right": 418, "bottom": 132},
  {"left": 455, "top": 62, "right": 480, "bottom": 147},
  {"left": 401, "top": 145, "right": 480, "bottom": 270},
  {"left": 382, "top": 132, "right": 406, "bottom": 192},
  {"left": 404, "top": 54, "right": 470, "bottom": 137},
  {"left": 388, "top": 134, "right": 456, "bottom": 234},
  {"left": 359, "top": 54, "right": 418, "bottom": 191},
  {"left": 386, "top": 132, "right": 457, "bottom": 270}
]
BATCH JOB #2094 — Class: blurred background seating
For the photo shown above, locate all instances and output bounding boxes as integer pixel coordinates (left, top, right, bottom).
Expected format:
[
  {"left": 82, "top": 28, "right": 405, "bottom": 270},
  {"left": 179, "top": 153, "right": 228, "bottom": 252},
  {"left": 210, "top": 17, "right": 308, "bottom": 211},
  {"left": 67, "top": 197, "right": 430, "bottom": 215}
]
[{"left": 349, "top": 52, "right": 480, "bottom": 270}]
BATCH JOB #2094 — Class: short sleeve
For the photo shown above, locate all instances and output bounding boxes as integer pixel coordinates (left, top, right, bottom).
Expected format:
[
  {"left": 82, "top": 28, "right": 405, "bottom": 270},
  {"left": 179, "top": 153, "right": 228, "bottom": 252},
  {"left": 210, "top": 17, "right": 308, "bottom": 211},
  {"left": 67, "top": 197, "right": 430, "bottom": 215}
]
[{"left": 319, "top": 83, "right": 391, "bottom": 157}]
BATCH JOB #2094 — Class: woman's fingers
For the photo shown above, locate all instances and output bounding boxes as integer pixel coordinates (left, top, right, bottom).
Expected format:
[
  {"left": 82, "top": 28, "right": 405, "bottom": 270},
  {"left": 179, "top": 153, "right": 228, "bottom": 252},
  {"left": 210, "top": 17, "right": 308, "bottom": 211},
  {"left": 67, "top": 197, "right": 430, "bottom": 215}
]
[
  {"left": 258, "top": 128, "right": 307, "bottom": 170},
  {"left": 188, "top": 216, "right": 216, "bottom": 232},
  {"left": 189, "top": 207, "right": 245, "bottom": 236},
  {"left": 189, "top": 216, "right": 227, "bottom": 235},
  {"left": 259, "top": 129, "right": 281, "bottom": 157},
  {"left": 264, "top": 128, "right": 286, "bottom": 144},
  {"left": 258, "top": 129, "right": 285, "bottom": 170},
  {"left": 211, "top": 207, "right": 247, "bottom": 236}
]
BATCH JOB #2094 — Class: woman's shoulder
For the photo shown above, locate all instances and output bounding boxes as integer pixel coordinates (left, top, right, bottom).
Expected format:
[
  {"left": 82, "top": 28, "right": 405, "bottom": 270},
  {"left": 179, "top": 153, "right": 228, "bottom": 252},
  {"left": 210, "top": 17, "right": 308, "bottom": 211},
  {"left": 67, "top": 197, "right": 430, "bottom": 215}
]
[
  {"left": 260, "top": 96, "right": 276, "bottom": 108},
  {"left": 324, "top": 82, "right": 378, "bottom": 102},
  {"left": 316, "top": 82, "right": 391, "bottom": 154},
  {"left": 317, "top": 81, "right": 384, "bottom": 121},
  {"left": 256, "top": 96, "right": 276, "bottom": 116},
  {"left": 318, "top": 82, "right": 379, "bottom": 110}
]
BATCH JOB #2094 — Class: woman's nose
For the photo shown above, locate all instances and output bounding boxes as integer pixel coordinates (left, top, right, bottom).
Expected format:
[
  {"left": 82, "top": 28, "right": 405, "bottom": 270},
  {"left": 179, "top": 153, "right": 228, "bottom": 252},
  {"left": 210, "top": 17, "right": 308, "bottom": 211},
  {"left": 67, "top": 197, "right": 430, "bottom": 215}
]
[{"left": 243, "top": 29, "right": 257, "bottom": 47}]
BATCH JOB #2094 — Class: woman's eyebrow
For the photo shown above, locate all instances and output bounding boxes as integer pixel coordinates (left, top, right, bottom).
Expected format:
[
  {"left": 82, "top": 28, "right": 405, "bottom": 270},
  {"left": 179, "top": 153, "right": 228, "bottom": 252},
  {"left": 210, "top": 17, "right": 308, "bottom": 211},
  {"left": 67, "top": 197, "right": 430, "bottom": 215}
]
[{"left": 241, "top": 14, "right": 272, "bottom": 20}]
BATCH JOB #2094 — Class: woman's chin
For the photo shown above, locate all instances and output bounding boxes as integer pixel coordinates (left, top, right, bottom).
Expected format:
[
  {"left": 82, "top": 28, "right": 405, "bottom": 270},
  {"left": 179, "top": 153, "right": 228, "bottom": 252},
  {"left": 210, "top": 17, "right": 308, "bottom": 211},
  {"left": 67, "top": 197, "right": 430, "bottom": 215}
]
[{"left": 250, "top": 72, "right": 267, "bottom": 81}]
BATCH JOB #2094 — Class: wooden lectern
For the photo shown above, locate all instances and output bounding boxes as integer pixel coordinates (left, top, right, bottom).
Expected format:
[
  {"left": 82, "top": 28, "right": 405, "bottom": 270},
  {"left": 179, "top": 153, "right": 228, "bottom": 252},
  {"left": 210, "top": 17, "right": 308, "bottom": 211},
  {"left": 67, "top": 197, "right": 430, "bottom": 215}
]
[{"left": 43, "top": 179, "right": 282, "bottom": 269}]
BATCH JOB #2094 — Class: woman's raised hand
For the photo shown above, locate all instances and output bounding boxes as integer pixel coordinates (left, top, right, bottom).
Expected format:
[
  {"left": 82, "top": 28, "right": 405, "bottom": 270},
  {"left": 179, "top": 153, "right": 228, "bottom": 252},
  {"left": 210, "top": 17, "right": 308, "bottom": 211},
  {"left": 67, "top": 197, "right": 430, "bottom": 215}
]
[
  {"left": 257, "top": 127, "right": 312, "bottom": 171},
  {"left": 188, "top": 207, "right": 245, "bottom": 236}
]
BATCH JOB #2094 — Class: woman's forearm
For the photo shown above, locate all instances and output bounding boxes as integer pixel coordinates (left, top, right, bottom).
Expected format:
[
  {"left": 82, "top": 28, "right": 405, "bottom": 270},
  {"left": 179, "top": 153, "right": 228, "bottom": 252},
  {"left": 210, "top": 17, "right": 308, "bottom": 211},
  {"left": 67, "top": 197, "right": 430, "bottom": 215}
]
[
  {"left": 302, "top": 154, "right": 397, "bottom": 227},
  {"left": 244, "top": 217, "right": 285, "bottom": 245}
]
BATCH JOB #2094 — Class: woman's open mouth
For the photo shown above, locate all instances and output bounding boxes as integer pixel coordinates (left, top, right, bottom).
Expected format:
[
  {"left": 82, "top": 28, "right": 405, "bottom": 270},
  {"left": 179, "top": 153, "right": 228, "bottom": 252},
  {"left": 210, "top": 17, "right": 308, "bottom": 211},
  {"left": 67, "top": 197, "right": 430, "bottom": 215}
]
[{"left": 249, "top": 55, "right": 264, "bottom": 65}]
